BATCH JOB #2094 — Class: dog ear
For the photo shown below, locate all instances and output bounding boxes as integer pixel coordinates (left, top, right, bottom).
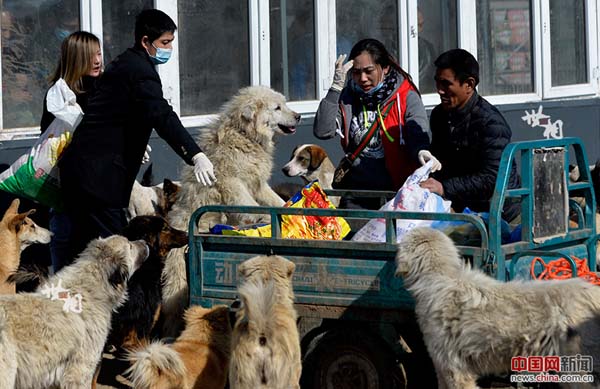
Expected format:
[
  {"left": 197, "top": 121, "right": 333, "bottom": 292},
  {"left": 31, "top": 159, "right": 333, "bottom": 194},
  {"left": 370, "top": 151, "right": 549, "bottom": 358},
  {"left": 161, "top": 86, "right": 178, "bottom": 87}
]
[
  {"left": 9, "top": 211, "right": 34, "bottom": 233},
  {"left": 2, "top": 198, "right": 20, "bottom": 221},
  {"left": 163, "top": 179, "right": 180, "bottom": 197},
  {"left": 238, "top": 261, "right": 250, "bottom": 278},
  {"left": 241, "top": 103, "right": 256, "bottom": 122},
  {"left": 108, "top": 259, "right": 130, "bottom": 288},
  {"left": 286, "top": 260, "right": 295, "bottom": 279},
  {"left": 309, "top": 146, "right": 327, "bottom": 170}
]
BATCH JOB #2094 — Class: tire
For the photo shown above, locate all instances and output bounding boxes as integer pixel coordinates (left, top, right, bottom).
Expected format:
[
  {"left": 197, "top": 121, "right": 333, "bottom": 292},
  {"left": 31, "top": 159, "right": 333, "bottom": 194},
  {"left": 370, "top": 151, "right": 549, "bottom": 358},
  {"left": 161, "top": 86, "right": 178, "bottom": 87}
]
[{"left": 301, "top": 330, "right": 405, "bottom": 389}]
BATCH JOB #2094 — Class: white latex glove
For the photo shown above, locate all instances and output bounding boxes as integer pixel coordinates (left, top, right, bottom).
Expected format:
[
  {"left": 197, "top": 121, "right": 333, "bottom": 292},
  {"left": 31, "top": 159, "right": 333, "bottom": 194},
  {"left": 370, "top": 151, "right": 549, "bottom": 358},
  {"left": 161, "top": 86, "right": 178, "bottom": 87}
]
[
  {"left": 141, "top": 144, "right": 152, "bottom": 164},
  {"left": 192, "top": 152, "right": 217, "bottom": 186},
  {"left": 331, "top": 54, "right": 354, "bottom": 92},
  {"left": 418, "top": 150, "right": 442, "bottom": 172}
]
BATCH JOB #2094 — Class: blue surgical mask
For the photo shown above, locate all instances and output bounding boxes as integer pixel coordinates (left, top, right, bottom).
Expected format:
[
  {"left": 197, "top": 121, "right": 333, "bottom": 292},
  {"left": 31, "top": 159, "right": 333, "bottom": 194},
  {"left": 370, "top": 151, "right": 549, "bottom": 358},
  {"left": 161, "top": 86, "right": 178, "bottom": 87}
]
[
  {"left": 365, "top": 80, "right": 385, "bottom": 95},
  {"left": 352, "top": 78, "right": 385, "bottom": 96},
  {"left": 55, "top": 28, "right": 71, "bottom": 42},
  {"left": 148, "top": 43, "right": 172, "bottom": 65}
]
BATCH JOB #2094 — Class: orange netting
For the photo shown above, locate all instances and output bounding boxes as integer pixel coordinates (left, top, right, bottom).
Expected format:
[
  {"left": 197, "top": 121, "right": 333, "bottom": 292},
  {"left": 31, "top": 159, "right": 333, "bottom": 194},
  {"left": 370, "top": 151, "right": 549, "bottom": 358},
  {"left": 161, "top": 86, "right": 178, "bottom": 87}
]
[{"left": 530, "top": 256, "right": 600, "bottom": 285}]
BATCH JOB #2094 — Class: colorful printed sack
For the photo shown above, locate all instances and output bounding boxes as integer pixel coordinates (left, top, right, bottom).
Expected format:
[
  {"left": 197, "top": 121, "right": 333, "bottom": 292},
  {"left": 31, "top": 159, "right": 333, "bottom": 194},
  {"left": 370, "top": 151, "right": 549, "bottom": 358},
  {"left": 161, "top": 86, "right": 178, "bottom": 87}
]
[
  {"left": 0, "top": 79, "right": 83, "bottom": 210},
  {"left": 214, "top": 181, "right": 351, "bottom": 240}
]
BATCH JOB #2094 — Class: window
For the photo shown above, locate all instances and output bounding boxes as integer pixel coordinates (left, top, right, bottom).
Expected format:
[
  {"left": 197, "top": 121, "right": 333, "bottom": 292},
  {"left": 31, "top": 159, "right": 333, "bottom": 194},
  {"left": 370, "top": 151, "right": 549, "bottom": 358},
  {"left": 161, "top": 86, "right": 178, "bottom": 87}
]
[
  {"left": 335, "top": 0, "right": 398, "bottom": 59},
  {"left": 417, "top": 0, "right": 458, "bottom": 94},
  {"left": 1, "top": 0, "right": 79, "bottom": 129},
  {"left": 102, "top": 1, "right": 153, "bottom": 65},
  {"left": 476, "top": 0, "right": 534, "bottom": 96},
  {"left": 550, "top": 0, "right": 587, "bottom": 86},
  {"left": 177, "top": 0, "right": 250, "bottom": 115},
  {"left": 269, "top": 0, "right": 316, "bottom": 101},
  {"left": 0, "top": 0, "right": 599, "bottom": 135}
]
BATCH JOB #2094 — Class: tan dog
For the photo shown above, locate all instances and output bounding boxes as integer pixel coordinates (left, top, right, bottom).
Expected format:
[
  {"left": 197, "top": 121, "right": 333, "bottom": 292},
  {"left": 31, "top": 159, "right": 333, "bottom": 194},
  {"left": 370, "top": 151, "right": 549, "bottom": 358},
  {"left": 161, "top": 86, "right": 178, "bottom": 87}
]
[
  {"left": 282, "top": 144, "right": 338, "bottom": 206},
  {"left": 0, "top": 235, "right": 148, "bottom": 388},
  {"left": 229, "top": 255, "right": 301, "bottom": 389},
  {"left": 0, "top": 198, "right": 52, "bottom": 294},
  {"left": 396, "top": 227, "right": 600, "bottom": 389},
  {"left": 162, "top": 86, "right": 300, "bottom": 337},
  {"left": 126, "top": 305, "right": 231, "bottom": 389}
]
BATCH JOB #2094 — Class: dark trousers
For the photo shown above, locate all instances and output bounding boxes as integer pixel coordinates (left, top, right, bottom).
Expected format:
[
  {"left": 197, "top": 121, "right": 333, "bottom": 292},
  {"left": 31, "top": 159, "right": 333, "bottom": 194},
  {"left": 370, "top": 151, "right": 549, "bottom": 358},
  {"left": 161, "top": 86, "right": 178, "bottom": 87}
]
[
  {"left": 63, "top": 205, "right": 127, "bottom": 267},
  {"left": 49, "top": 209, "right": 74, "bottom": 272}
]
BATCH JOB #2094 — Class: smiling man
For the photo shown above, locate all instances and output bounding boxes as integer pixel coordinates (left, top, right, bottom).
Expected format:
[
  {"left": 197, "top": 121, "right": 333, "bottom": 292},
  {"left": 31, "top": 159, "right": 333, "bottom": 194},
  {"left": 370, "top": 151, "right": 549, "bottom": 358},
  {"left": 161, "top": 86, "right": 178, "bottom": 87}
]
[{"left": 420, "top": 48, "right": 520, "bottom": 222}]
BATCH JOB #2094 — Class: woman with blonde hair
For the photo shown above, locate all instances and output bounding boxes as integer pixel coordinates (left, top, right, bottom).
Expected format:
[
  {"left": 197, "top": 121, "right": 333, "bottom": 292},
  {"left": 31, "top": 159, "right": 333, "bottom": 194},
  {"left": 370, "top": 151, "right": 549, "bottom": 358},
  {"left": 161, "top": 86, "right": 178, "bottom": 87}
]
[
  {"left": 41, "top": 30, "right": 102, "bottom": 133},
  {"left": 40, "top": 30, "right": 102, "bottom": 271}
]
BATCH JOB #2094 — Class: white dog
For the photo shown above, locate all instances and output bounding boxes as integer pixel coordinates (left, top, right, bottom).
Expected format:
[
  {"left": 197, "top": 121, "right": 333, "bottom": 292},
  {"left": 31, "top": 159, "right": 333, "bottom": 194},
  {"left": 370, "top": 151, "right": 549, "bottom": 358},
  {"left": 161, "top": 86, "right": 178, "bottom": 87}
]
[
  {"left": 162, "top": 86, "right": 300, "bottom": 337},
  {"left": 0, "top": 235, "right": 148, "bottom": 388},
  {"left": 395, "top": 227, "right": 600, "bottom": 389}
]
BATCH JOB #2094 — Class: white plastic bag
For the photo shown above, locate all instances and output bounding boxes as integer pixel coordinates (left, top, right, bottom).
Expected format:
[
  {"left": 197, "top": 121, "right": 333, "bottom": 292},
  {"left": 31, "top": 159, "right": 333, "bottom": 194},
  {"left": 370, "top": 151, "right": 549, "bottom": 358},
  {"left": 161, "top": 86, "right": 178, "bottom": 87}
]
[
  {"left": 351, "top": 161, "right": 452, "bottom": 242},
  {"left": 0, "top": 79, "right": 83, "bottom": 210}
]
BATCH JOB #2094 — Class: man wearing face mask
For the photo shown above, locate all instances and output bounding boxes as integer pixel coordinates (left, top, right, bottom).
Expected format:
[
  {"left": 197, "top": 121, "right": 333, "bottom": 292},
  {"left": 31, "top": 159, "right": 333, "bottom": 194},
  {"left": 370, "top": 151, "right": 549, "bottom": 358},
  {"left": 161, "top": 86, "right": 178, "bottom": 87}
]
[
  {"left": 58, "top": 9, "right": 215, "bottom": 261},
  {"left": 314, "top": 38, "right": 437, "bottom": 210}
]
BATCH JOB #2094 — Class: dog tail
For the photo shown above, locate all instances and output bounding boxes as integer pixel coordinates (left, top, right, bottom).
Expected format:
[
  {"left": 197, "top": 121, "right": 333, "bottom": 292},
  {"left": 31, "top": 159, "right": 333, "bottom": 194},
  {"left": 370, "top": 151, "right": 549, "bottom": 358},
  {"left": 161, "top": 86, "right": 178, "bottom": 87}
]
[
  {"left": 6, "top": 265, "right": 48, "bottom": 287},
  {"left": 238, "top": 280, "right": 278, "bottom": 329},
  {"left": 124, "top": 341, "right": 186, "bottom": 389}
]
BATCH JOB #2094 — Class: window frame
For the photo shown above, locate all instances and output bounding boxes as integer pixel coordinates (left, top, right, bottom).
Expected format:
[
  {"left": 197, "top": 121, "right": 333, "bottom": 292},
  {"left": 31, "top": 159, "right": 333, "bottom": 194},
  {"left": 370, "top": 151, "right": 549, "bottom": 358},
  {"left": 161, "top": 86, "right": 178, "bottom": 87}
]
[
  {"left": 474, "top": 0, "right": 544, "bottom": 105},
  {"left": 1, "top": 0, "right": 600, "bottom": 137},
  {"left": 540, "top": 0, "right": 599, "bottom": 99}
]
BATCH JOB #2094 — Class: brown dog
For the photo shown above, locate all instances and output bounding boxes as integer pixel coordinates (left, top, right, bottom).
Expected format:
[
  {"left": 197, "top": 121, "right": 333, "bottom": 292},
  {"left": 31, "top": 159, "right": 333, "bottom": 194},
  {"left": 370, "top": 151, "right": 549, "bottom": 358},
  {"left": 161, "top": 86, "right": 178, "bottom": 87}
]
[
  {"left": 126, "top": 305, "right": 232, "bottom": 389},
  {"left": 0, "top": 198, "right": 51, "bottom": 294}
]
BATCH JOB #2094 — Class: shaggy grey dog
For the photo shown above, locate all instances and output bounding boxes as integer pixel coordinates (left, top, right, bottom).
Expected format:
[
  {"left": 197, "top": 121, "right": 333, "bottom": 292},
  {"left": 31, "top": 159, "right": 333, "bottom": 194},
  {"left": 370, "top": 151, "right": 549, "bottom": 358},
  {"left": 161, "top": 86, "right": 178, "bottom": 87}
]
[
  {"left": 395, "top": 227, "right": 600, "bottom": 389},
  {"left": 0, "top": 235, "right": 148, "bottom": 388}
]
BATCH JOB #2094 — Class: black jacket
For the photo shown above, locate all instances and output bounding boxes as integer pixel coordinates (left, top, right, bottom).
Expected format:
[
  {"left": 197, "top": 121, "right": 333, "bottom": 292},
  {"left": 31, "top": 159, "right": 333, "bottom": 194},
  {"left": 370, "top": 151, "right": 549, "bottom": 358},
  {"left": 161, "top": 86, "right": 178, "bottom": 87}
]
[
  {"left": 59, "top": 47, "right": 201, "bottom": 208},
  {"left": 430, "top": 92, "right": 520, "bottom": 222}
]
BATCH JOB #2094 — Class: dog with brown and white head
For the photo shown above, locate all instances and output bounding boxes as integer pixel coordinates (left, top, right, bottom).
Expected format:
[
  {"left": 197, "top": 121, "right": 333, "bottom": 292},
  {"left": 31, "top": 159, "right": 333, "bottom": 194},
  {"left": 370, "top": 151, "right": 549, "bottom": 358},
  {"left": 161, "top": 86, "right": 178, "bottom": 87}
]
[
  {"left": 0, "top": 235, "right": 148, "bottom": 388},
  {"left": 282, "top": 144, "right": 338, "bottom": 206}
]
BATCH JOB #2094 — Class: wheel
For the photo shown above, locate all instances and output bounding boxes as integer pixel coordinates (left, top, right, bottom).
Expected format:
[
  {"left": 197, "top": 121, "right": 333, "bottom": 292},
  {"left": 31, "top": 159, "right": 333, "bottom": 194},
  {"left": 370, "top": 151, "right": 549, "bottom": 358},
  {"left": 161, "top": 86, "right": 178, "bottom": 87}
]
[{"left": 301, "top": 330, "right": 405, "bottom": 389}]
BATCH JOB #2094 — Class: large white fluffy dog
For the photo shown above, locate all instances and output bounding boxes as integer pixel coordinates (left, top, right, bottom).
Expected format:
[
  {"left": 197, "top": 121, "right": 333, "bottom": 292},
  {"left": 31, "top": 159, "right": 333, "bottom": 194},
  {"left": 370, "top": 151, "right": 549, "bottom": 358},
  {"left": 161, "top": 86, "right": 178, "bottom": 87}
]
[
  {"left": 0, "top": 235, "right": 148, "bottom": 388},
  {"left": 229, "top": 255, "right": 301, "bottom": 389},
  {"left": 395, "top": 227, "right": 600, "bottom": 389},
  {"left": 162, "top": 86, "right": 300, "bottom": 337}
]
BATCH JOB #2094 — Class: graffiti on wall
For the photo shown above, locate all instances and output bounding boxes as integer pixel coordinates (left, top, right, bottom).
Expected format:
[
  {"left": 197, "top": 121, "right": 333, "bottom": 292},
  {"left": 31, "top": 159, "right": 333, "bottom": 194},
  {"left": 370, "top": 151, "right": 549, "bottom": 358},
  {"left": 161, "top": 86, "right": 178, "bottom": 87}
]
[{"left": 521, "top": 106, "right": 564, "bottom": 139}]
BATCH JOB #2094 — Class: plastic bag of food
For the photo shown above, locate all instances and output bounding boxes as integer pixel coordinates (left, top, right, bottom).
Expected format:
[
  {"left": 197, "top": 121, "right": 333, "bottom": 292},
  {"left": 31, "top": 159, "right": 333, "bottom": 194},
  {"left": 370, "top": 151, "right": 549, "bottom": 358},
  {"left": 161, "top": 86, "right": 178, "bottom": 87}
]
[
  {"left": 213, "top": 180, "right": 351, "bottom": 240},
  {"left": 0, "top": 79, "right": 83, "bottom": 210},
  {"left": 352, "top": 161, "right": 452, "bottom": 242}
]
